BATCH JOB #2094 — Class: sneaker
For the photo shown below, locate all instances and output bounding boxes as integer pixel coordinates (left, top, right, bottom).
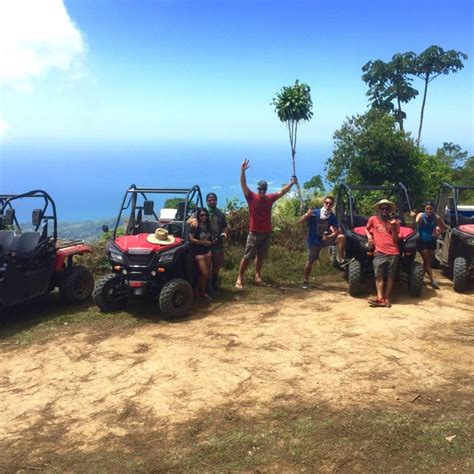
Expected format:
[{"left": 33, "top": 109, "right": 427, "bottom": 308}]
[
  {"left": 431, "top": 280, "right": 440, "bottom": 289},
  {"left": 368, "top": 297, "right": 385, "bottom": 307},
  {"left": 302, "top": 281, "right": 310, "bottom": 290},
  {"left": 339, "top": 258, "right": 355, "bottom": 269}
]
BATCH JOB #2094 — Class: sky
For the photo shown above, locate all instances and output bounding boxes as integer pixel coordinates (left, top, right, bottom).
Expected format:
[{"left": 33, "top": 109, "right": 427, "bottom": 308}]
[{"left": 0, "top": 0, "right": 473, "bottom": 153}]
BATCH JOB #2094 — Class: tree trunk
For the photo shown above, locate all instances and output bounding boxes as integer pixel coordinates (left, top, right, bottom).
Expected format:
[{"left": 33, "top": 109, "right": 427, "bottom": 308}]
[
  {"left": 292, "top": 148, "right": 305, "bottom": 213},
  {"left": 417, "top": 75, "right": 429, "bottom": 147},
  {"left": 396, "top": 95, "right": 404, "bottom": 131}
]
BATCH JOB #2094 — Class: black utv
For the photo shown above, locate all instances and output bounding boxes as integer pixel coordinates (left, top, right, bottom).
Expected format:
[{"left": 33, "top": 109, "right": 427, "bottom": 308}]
[
  {"left": 335, "top": 183, "right": 423, "bottom": 297},
  {"left": 94, "top": 185, "right": 203, "bottom": 319},
  {"left": 434, "top": 183, "right": 474, "bottom": 292},
  {"left": 0, "top": 190, "right": 94, "bottom": 310}
]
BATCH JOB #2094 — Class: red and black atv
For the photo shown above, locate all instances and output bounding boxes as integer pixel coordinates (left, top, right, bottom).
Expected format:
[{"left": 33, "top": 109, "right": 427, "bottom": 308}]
[
  {"left": 335, "top": 183, "right": 423, "bottom": 297},
  {"left": 0, "top": 190, "right": 94, "bottom": 310},
  {"left": 434, "top": 183, "right": 474, "bottom": 292},
  {"left": 93, "top": 185, "right": 203, "bottom": 319}
]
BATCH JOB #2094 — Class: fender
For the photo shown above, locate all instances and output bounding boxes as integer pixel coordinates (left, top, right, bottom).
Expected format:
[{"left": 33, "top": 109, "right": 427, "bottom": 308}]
[{"left": 54, "top": 244, "right": 92, "bottom": 271}]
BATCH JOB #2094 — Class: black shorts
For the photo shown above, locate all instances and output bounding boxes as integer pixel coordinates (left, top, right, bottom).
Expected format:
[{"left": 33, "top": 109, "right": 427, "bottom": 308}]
[{"left": 417, "top": 240, "right": 436, "bottom": 251}]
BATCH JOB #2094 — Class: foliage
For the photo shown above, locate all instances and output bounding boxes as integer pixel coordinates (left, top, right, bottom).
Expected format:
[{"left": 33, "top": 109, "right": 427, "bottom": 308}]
[
  {"left": 362, "top": 53, "right": 418, "bottom": 130},
  {"left": 272, "top": 79, "right": 314, "bottom": 210},
  {"left": 164, "top": 197, "right": 184, "bottom": 208},
  {"left": 412, "top": 46, "right": 468, "bottom": 145},
  {"left": 325, "top": 111, "right": 425, "bottom": 202},
  {"left": 303, "top": 174, "right": 325, "bottom": 195}
]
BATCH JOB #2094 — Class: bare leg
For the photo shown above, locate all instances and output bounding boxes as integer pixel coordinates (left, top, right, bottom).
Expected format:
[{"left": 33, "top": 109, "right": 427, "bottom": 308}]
[
  {"left": 304, "top": 260, "right": 314, "bottom": 282},
  {"left": 197, "top": 259, "right": 209, "bottom": 295},
  {"left": 375, "top": 277, "right": 384, "bottom": 299},
  {"left": 255, "top": 256, "right": 265, "bottom": 284},
  {"left": 420, "top": 249, "right": 434, "bottom": 283},
  {"left": 235, "top": 258, "right": 250, "bottom": 288},
  {"left": 336, "top": 234, "right": 346, "bottom": 262}
]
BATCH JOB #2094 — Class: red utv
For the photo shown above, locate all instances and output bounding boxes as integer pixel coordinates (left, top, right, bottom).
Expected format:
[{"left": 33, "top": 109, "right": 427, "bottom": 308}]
[
  {"left": 335, "top": 183, "right": 423, "bottom": 297},
  {"left": 93, "top": 185, "right": 203, "bottom": 319},
  {"left": 0, "top": 190, "right": 94, "bottom": 310},
  {"left": 434, "top": 183, "right": 474, "bottom": 292}
]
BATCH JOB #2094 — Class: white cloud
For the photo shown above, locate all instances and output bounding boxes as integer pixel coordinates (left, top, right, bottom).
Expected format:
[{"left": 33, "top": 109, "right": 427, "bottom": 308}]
[
  {"left": 0, "top": 119, "right": 10, "bottom": 141},
  {"left": 0, "top": 0, "right": 86, "bottom": 90}
]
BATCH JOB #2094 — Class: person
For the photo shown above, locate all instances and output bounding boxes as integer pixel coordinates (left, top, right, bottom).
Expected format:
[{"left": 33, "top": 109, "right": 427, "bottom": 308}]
[
  {"left": 187, "top": 193, "right": 228, "bottom": 292},
  {"left": 234, "top": 158, "right": 297, "bottom": 289},
  {"left": 413, "top": 201, "right": 446, "bottom": 289},
  {"left": 299, "top": 195, "right": 347, "bottom": 289},
  {"left": 365, "top": 199, "right": 401, "bottom": 308},
  {"left": 188, "top": 207, "right": 214, "bottom": 300}
]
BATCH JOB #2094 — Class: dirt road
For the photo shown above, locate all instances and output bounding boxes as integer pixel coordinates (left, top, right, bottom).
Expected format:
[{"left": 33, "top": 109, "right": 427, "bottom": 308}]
[{"left": 0, "top": 274, "right": 472, "bottom": 464}]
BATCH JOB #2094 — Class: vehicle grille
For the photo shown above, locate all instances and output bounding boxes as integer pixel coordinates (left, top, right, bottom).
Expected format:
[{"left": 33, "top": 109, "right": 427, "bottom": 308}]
[{"left": 127, "top": 253, "right": 152, "bottom": 267}]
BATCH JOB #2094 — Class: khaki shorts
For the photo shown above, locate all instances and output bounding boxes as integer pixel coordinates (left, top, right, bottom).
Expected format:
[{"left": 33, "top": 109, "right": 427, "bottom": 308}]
[
  {"left": 307, "top": 237, "right": 336, "bottom": 263},
  {"left": 243, "top": 232, "right": 271, "bottom": 260},
  {"left": 373, "top": 253, "right": 399, "bottom": 278}
]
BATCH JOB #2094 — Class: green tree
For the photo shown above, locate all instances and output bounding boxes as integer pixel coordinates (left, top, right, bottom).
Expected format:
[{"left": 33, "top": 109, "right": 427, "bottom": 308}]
[
  {"left": 325, "top": 110, "right": 426, "bottom": 203},
  {"left": 272, "top": 79, "right": 313, "bottom": 211},
  {"left": 303, "top": 175, "right": 325, "bottom": 195},
  {"left": 362, "top": 53, "right": 418, "bottom": 131},
  {"left": 412, "top": 46, "right": 468, "bottom": 146}
]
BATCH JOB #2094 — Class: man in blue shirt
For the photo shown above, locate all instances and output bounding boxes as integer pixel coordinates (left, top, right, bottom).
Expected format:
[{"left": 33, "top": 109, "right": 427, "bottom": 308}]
[{"left": 299, "top": 195, "right": 347, "bottom": 289}]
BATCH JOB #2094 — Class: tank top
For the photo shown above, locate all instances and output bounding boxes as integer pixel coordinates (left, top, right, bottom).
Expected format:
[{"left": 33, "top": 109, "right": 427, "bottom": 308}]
[{"left": 418, "top": 213, "right": 436, "bottom": 242}]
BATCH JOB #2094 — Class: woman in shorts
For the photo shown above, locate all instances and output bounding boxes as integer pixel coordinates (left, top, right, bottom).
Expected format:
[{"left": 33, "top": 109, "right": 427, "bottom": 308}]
[
  {"left": 414, "top": 201, "right": 446, "bottom": 289},
  {"left": 188, "top": 207, "right": 214, "bottom": 299}
]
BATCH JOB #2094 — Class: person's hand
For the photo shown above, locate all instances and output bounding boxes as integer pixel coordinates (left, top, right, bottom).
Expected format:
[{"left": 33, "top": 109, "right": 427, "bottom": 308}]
[
  {"left": 410, "top": 210, "right": 417, "bottom": 218},
  {"left": 186, "top": 217, "right": 198, "bottom": 228},
  {"left": 367, "top": 237, "right": 374, "bottom": 249},
  {"left": 322, "top": 234, "right": 329, "bottom": 241},
  {"left": 290, "top": 175, "right": 298, "bottom": 186},
  {"left": 204, "top": 240, "right": 213, "bottom": 246},
  {"left": 390, "top": 218, "right": 400, "bottom": 226},
  {"left": 241, "top": 159, "right": 250, "bottom": 172},
  {"left": 305, "top": 208, "right": 313, "bottom": 218}
]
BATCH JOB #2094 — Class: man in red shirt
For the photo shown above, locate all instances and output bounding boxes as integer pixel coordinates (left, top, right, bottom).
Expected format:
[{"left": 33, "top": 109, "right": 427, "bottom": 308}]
[
  {"left": 365, "top": 199, "right": 401, "bottom": 308},
  {"left": 235, "top": 159, "right": 297, "bottom": 289}
]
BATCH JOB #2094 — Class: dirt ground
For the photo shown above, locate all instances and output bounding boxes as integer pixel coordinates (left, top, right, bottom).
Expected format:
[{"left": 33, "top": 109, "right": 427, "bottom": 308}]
[{"left": 0, "top": 271, "right": 473, "bottom": 470}]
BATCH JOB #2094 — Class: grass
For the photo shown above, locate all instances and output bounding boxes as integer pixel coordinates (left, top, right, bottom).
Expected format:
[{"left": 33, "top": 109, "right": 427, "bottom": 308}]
[{"left": 2, "top": 398, "right": 472, "bottom": 472}]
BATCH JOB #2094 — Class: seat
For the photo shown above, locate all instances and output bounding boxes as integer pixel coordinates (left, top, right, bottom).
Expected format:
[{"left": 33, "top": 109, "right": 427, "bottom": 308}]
[
  {"left": 10, "top": 232, "right": 42, "bottom": 259},
  {"left": 133, "top": 221, "right": 160, "bottom": 234},
  {"left": 0, "top": 231, "right": 15, "bottom": 258}
]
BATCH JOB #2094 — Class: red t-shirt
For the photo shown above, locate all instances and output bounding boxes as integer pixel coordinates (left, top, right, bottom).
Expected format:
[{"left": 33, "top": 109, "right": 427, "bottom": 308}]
[
  {"left": 366, "top": 216, "right": 400, "bottom": 255},
  {"left": 246, "top": 191, "right": 279, "bottom": 233}
]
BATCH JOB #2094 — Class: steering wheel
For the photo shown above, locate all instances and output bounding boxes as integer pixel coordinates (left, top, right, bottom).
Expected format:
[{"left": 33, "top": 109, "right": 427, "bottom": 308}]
[{"left": 161, "top": 223, "right": 182, "bottom": 237}]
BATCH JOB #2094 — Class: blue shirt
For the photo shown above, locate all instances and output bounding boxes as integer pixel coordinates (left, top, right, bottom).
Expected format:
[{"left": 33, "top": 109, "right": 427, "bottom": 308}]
[
  {"left": 307, "top": 209, "right": 339, "bottom": 246},
  {"left": 418, "top": 213, "right": 436, "bottom": 242}
]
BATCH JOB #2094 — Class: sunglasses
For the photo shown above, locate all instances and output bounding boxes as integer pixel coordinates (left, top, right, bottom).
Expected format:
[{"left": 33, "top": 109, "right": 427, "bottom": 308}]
[
  {"left": 379, "top": 207, "right": 390, "bottom": 211},
  {"left": 199, "top": 213, "right": 208, "bottom": 217},
  {"left": 324, "top": 201, "right": 334, "bottom": 206},
  {"left": 257, "top": 188, "right": 267, "bottom": 192}
]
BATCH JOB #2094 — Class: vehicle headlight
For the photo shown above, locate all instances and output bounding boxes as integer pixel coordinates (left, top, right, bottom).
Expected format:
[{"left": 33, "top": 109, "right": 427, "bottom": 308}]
[
  {"left": 109, "top": 250, "right": 124, "bottom": 262},
  {"left": 159, "top": 252, "right": 174, "bottom": 264}
]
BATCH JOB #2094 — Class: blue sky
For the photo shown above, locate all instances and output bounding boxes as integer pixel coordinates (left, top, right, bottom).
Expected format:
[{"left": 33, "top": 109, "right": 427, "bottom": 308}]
[{"left": 0, "top": 0, "right": 473, "bottom": 152}]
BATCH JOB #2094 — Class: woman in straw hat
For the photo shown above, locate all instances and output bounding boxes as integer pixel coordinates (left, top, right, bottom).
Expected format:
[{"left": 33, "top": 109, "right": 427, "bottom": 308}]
[
  {"left": 365, "top": 199, "right": 401, "bottom": 308},
  {"left": 188, "top": 207, "right": 214, "bottom": 300}
]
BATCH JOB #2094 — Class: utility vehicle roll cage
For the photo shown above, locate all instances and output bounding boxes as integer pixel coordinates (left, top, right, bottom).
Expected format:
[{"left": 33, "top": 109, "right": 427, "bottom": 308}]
[
  {"left": 336, "top": 183, "right": 412, "bottom": 228},
  {"left": 0, "top": 190, "right": 58, "bottom": 240},
  {"left": 435, "top": 183, "right": 474, "bottom": 227},
  {"left": 113, "top": 184, "right": 203, "bottom": 238}
]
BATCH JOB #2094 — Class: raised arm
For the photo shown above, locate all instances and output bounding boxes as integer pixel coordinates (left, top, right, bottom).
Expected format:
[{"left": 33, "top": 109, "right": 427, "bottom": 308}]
[
  {"left": 299, "top": 207, "right": 313, "bottom": 224},
  {"left": 240, "top": 159, "right": 251, "bottom": 197},
  {"left": 275, "top": 176, "right": 298, "bottom": 201}
]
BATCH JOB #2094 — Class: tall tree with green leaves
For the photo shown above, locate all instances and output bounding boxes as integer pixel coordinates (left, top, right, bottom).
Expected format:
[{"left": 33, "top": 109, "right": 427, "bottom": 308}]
[
  {"left": 412, "top": 46, "right": 468, "bottom": 146},
  {"left": 272, "top": 80, "right": 313, "bottom": 211},
  {"left": 362, "top": 52, "right": 418, "bottom": 131}
]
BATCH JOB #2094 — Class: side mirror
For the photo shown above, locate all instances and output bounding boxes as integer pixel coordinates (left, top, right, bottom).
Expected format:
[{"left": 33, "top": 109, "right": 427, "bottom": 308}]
[
  {"left": 143, "top": 200, "right": 154, "bottom": 215},
  {"left": 32, "top": 209, "right": 43, "bottom": 227},
  {"left": 4, "top": 209, "right": 15, "bottom": 226},
  {"left": 102, "top": 224, "right": 109, "bottom": 233}
]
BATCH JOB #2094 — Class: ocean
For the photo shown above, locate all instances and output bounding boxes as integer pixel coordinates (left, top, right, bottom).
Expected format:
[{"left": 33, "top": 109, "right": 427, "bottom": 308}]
[{"left": 0, "top": 140, "right": 330, "bottom": 223}]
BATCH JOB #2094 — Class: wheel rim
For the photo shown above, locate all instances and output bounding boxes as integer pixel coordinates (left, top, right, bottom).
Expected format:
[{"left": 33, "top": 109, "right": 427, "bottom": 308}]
[{"left": 172, "top": 289, "right": 186, "bottom": 308}]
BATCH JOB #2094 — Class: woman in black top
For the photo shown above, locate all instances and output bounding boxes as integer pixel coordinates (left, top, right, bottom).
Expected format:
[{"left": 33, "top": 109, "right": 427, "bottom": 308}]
[{"left": 188, "top": 207, "right": 214, "bottom": 299}]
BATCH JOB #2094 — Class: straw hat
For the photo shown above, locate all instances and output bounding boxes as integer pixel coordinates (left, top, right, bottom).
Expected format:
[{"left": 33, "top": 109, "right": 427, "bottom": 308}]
[
  {"left": 374, "top": 199, "right": 396, "bottom": 212},
  {"left": 146, "top": 228, "right": 176, "bottom": 245}
]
